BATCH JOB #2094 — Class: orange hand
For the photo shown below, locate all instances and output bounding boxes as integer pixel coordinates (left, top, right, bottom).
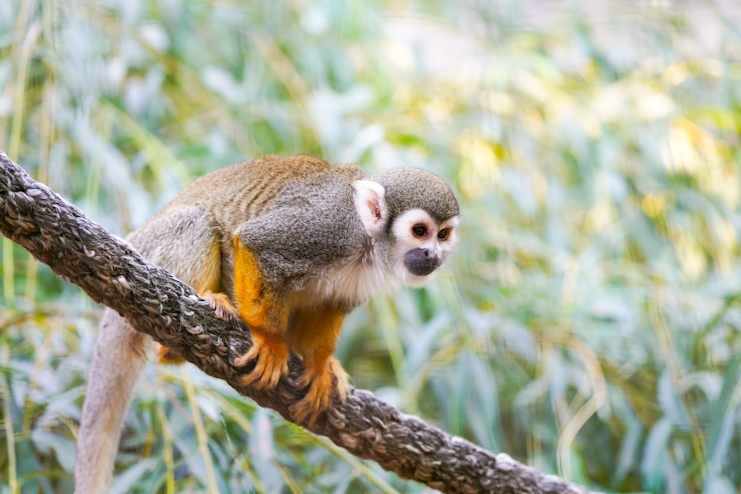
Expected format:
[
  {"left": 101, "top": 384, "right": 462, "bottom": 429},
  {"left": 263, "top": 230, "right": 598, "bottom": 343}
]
[
  {"left": 291, "top": 357, "right": 349, "bottom": 424},
  {"left": 234, "top": 331, "right": 289, "bottom": 390}
]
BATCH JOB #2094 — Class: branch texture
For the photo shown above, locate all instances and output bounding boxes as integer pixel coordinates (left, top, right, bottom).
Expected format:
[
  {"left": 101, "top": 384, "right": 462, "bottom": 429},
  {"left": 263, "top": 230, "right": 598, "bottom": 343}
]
[{"left": 0, "top": 151, "right": 592, "bottom": 494}]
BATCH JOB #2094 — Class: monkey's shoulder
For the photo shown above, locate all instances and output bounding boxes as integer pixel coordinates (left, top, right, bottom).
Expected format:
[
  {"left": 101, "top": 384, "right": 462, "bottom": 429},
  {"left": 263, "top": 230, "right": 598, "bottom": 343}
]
[
  {"left": 233, "top": 172, "right": 369, "bottom": 287},
  {"left": 238, "top": 182, "right": 367, "bottom": 260}
]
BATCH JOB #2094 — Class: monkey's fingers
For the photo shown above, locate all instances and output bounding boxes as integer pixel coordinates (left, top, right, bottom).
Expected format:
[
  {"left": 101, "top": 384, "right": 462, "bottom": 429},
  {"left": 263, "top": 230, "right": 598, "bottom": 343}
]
[
  {"left": 236, "top": 333, "right": 289, "bottom": 390},
  {"left": 200, "top": 290, "right": 239, "bottom": 322},
  {"left": 291, "top": 359, "right": 349, "bottom": 424},
  {"left": 234, "top": 342, "right": 260, "bottom": 368},
  {"left": 243, "top": 354, "right": 288, "bottom": 390}
]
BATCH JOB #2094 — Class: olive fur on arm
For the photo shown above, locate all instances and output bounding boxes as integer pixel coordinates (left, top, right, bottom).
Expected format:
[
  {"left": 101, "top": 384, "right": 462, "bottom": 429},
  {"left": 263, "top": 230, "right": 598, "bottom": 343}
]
[{"left": 0, "top": 151, "right": 594, "bottom": 494}]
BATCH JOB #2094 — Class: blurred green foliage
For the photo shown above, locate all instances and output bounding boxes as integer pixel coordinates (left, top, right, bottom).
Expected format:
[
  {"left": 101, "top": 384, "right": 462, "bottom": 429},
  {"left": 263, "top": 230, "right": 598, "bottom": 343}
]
[{"left": 2, "top": 0, "right": 741, "bottom": 492}]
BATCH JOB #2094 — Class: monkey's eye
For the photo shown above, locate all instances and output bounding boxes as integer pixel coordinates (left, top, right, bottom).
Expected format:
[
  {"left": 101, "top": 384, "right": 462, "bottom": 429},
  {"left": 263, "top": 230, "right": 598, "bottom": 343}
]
[
  {"left": 412, "top": 225, "right": 427, "bottom": 237},
  {"left": 438, "top": 229, "right": 449, "bottom": 240}
]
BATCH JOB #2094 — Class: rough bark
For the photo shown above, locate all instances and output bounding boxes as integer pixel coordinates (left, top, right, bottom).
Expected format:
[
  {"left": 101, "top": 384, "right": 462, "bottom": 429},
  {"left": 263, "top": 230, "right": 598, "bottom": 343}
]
[{"left": 0, "top": 151, "right": 593, "bottom": 494}]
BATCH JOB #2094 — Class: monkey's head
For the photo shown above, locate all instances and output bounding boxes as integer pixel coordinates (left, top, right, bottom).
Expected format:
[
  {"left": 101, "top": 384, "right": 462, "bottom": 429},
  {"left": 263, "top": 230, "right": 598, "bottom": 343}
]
[{"left": 353, "top": 167, "right": 460, "bottom": 287}]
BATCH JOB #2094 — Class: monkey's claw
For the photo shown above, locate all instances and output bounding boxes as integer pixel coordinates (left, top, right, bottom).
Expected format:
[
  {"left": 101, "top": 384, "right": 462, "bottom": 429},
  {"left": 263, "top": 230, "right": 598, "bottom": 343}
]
[
  {"left": 291, "top": 357, "right": 349, "bottom": 424},
  {"left": 235, "top": 333, "right": 289, "bottom": 390},
  {"left": 200, "top": 290, "right": 239, "bottom": 321}
]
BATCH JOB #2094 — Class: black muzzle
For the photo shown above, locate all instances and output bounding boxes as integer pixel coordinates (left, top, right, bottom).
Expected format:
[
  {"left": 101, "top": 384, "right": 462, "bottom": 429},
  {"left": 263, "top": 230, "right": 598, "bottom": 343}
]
[{"left": 404, "top": 249, "right": 441, "bottom": 276}]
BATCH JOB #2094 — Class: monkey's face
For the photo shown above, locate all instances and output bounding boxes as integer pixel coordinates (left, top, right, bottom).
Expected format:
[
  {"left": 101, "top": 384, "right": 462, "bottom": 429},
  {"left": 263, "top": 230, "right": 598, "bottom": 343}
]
[
  {"left": 387, "top": 209, "right": 459, "bottom": 287},
  {"left": 352, "top": 177, "right": 459, "bottom": 288}
]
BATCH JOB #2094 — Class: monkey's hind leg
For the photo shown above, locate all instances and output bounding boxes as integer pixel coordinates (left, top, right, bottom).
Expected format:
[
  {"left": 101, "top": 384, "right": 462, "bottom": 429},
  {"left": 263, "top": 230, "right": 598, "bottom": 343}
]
[
  {"left": 137, "top": 205, "right": 234, "bottom": 364},
  {"left": 75, "top": 309, "right": 149, "bottom": 493},
  {"left": 232, "top": 237, "right": 290, "bottom": 390},
  {"left": 288, "top": 306, "right": 350, "bottom": 424}
]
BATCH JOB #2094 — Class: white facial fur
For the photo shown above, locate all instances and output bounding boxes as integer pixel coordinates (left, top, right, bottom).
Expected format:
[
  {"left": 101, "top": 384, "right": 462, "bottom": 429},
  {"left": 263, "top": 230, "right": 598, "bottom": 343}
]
[
  {"left": 302, "top": 183, "right": 458, "bottom": 309},
  {"left": 387, "top": 208, "right": 459, "bottom": 287}
]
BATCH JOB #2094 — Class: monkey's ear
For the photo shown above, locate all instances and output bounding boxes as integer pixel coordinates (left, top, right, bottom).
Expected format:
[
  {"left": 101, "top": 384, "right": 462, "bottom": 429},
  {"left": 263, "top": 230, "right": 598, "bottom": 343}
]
[{"left": 352, "top": 180, "right": 387, "bottom": 236}]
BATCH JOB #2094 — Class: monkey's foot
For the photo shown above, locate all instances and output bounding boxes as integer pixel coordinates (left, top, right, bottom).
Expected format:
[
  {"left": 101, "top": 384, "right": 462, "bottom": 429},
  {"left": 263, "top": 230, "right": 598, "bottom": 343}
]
[
  {"left": 235, "top": 332, "right": 289, "bottom": 390},
  {"left": 291, "top": 357, "right": 349, "bottom": 424},
  {"left": 154, "top": 342, "right": 186, "bottom": 364},
  {"left": 200, "top": 290, "right": 239, "bottom": 321}
]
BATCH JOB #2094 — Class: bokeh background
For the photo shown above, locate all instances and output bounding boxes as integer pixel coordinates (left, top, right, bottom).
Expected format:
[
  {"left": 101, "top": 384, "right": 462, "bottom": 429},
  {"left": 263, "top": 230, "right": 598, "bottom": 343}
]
[{"left": 2, "top": 0, "right": 741, "bottom": 492}]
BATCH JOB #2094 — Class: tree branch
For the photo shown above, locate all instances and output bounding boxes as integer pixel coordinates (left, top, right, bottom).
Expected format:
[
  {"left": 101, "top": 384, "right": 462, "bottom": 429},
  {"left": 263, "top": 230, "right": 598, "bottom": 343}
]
[{"left": 0, "top": 151, "right": 593, "bottom": 494}]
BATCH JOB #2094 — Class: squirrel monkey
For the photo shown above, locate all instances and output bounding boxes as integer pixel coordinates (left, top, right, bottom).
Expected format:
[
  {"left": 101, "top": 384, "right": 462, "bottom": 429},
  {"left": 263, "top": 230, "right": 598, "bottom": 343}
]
[{"left": 74, "top": 155, "right": 459, "bottom": 493}]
